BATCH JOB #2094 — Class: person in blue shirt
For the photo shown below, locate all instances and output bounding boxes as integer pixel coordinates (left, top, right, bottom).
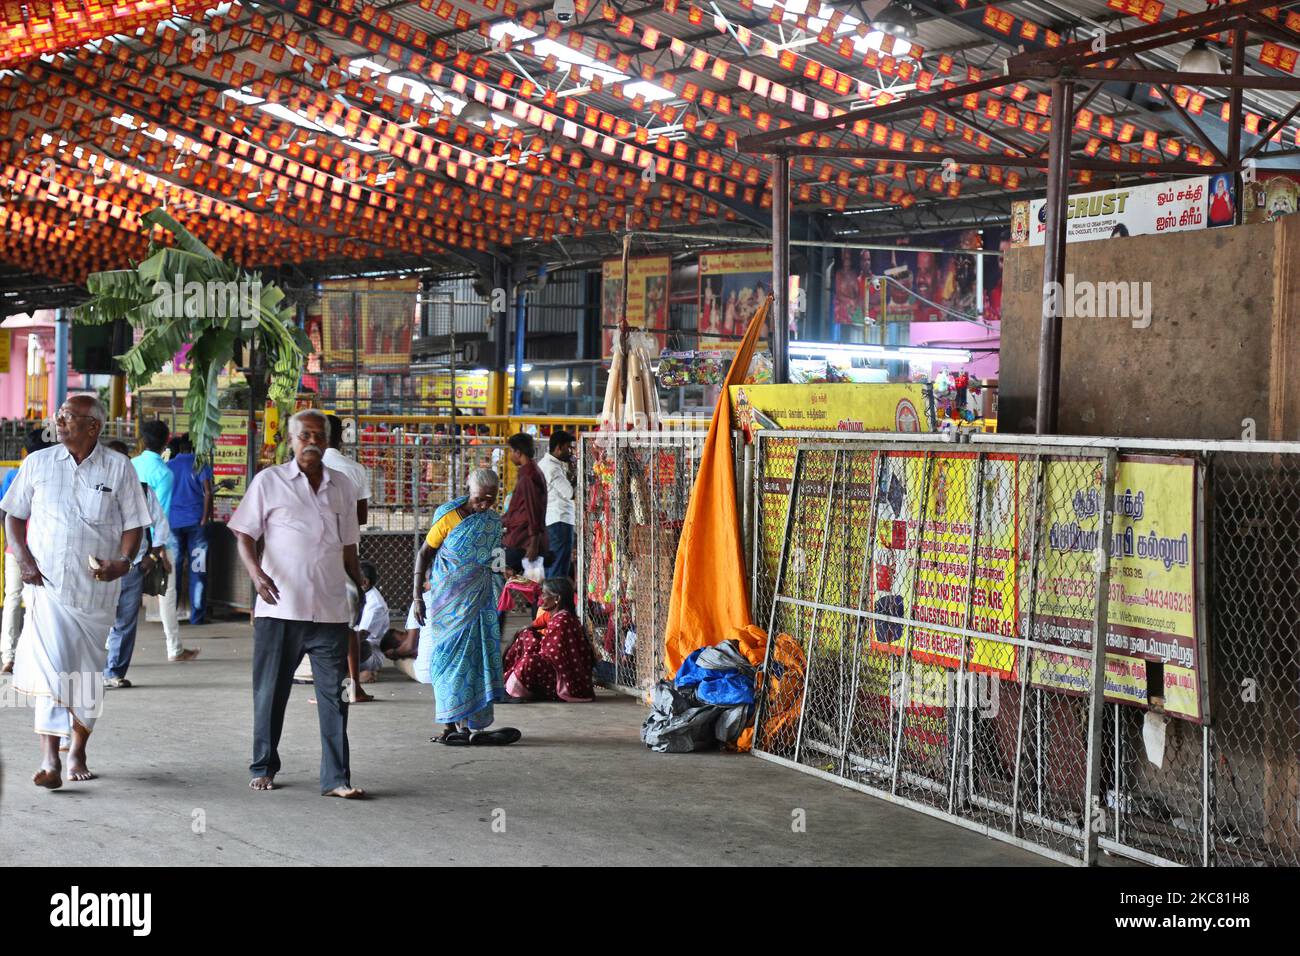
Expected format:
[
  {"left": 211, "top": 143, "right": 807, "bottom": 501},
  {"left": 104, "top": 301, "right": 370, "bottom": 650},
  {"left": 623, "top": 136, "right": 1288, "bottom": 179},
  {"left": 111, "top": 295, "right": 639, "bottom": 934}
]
[
  {"left": 133, "top": 421, "right": 198, "bottom": 662},
  {"left": 166, "top": 434, "right": 214, "bottom": 626}
]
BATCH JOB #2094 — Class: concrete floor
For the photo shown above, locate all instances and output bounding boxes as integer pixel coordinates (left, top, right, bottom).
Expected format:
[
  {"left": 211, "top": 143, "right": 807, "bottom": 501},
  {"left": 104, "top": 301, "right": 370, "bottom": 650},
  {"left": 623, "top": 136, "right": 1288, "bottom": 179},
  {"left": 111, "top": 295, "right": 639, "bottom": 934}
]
[{"left": 0, "top": 619, "right": 1051, "bottom": 866}]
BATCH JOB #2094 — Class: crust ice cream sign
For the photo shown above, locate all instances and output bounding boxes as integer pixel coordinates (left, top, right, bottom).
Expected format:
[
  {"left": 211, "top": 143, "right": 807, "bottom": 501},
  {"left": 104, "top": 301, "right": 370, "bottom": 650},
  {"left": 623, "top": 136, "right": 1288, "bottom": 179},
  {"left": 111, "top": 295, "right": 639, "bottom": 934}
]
[{"left": 1011, "top": 175, "right": 1235, "bottom": 246}]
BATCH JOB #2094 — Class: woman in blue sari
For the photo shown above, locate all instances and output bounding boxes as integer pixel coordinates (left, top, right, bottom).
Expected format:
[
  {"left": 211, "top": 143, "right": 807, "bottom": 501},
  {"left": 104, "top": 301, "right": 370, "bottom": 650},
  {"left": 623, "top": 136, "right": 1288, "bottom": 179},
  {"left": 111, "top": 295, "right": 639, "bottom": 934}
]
[{"left": 411, "top": 468, "right": 521, "bottom": 746}]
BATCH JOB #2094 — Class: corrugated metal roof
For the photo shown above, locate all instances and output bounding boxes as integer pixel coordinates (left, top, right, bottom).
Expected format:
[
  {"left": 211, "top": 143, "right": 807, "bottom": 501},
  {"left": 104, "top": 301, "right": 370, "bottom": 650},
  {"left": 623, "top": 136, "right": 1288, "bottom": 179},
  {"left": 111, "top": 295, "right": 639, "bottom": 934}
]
[{"left": 2, "top": 0, "right": 1298, "bottom": 285}]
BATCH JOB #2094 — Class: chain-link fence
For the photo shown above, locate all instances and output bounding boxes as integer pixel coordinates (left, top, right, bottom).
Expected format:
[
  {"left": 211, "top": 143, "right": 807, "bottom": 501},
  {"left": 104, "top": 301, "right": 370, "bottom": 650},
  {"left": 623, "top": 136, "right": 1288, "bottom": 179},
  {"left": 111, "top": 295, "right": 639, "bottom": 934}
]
[
  {"left": 344, "top": 432, "right": 509, "bottom": 630},
  {"left": 578, "top": 430, "right": 707, "bottom": 697},
  {"left": 746, "top": 430, "right": 1300, "bottom": 867},
  {"left": 749, "top": 434, "right": 1113, "bottom": 865},
  {"left": 0, "top": 417, "right": 137, "bottom": 460}
]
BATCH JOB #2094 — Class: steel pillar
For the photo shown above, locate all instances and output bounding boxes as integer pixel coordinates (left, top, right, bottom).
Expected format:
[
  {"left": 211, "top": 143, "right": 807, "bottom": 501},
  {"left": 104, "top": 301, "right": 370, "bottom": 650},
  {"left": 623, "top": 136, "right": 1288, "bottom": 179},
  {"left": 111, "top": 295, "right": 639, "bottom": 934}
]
[
  {"left": 492, "top": 257, "right": 510, "bottom": 376},
  {"left": 512, "top": 267, "right": 528, "bottom": 415},
  {"left": 1036, "top": 81, "right": 1074, "bottom": 436},
  {"left": 53, "top": 308, "right": 69, "bottom": 411},
  {"left": 772, "top": 154, "right": 791, "bottom": 385}
]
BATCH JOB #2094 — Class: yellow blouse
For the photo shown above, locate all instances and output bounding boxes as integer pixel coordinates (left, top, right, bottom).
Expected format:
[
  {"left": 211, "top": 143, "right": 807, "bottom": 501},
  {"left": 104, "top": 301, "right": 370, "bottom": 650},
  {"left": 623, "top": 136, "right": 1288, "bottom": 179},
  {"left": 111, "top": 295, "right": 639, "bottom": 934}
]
[{"left": 425, "top": 508, "right": 464, "bottom": 550}]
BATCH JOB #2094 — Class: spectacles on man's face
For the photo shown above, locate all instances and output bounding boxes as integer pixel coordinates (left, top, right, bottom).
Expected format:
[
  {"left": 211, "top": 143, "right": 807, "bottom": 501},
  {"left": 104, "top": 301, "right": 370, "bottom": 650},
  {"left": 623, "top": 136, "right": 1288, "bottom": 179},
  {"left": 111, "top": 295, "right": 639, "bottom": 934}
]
[{"left": 55, "top": 410, "right": 97, "bottom": 424}]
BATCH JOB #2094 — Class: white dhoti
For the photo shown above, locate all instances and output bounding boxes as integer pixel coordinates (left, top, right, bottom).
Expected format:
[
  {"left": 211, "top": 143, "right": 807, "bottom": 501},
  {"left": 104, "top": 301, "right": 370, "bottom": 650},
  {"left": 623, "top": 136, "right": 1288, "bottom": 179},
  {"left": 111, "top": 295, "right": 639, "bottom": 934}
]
[{"left": 12, "top": 585, "right": 115, "bottom": 737}]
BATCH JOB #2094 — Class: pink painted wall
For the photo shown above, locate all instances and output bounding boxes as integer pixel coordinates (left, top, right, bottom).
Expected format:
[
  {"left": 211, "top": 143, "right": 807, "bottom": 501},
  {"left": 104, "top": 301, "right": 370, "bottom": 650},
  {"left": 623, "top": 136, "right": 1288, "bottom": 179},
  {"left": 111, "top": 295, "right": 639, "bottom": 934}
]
[
  {"left": 0, "top": 311, "right": 89, "bottom": 420},
  {"left": 908, "top": 320, "right": 1001, "bottom": 382},
  {"left": 0, "top": 330, "right": 28, "bottom": 419}
]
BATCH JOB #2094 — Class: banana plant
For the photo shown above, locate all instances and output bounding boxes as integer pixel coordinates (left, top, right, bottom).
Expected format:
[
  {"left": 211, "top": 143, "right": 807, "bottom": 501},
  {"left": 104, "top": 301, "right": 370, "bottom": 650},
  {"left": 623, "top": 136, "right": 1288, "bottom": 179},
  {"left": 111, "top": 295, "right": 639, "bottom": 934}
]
[{"left": 74, "top": 208, "right": 310, "bottom": 464}]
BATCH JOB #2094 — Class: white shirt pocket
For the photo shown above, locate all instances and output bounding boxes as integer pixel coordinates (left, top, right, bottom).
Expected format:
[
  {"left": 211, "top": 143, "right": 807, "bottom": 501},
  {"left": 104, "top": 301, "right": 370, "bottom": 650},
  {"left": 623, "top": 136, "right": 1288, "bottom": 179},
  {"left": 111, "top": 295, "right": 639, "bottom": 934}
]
[{"left": 75, "top": 481, "right": 111, "bottom": 524}]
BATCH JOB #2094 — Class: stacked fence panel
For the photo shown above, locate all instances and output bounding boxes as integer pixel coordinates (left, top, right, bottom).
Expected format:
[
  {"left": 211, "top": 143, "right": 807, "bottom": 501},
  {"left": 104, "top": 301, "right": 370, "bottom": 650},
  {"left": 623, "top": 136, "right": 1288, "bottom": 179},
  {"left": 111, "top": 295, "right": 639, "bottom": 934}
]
[
  {"left": 747, "top": 432, "right": 1300, "bottom": 867},
  {"left": 751, "top": 435, "right": 1114, "bottom": 864},
  {"left": 578, "top": 431, "right": 706, "bottom": 697}
]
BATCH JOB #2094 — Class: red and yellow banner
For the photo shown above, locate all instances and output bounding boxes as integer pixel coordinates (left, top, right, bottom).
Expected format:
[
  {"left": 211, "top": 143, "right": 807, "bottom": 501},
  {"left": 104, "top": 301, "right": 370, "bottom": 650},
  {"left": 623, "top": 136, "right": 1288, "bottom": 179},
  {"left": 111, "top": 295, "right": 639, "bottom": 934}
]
[{"left": 601, "top": 256, "right": 671, "bottom": 358}]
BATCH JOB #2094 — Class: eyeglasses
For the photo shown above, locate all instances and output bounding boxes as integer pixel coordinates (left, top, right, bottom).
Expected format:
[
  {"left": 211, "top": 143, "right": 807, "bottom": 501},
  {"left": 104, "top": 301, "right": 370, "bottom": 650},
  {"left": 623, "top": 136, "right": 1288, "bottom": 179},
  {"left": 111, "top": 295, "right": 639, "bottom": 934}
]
[{"left": 55, "top": 411, "right": 98, "bottom": 423}]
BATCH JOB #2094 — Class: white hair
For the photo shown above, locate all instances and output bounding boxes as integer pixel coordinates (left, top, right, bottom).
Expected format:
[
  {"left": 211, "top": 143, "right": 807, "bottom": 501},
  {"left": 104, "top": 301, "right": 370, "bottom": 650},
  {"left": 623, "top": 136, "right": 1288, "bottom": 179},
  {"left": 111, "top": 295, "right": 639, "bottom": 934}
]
[
  {"left": 69, "top": 393, "right": 107, "bottom": 424},
  {"left": 468, "top": 468, "right": 500, "bottom": 492},
  {"left": 288, "top": 409, "right": 330, "bottom": 440}
]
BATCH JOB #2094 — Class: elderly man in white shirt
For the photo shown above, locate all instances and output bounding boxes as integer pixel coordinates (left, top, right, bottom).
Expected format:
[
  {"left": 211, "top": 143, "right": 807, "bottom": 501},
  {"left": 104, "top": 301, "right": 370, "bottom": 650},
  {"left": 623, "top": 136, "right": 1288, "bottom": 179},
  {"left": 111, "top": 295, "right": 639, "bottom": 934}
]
[
  {"left": 537, "top": 429, "right": 577, "bottom": 579},
  {"left": 1, "top": 394, "right": 151, "bottom": 789},
  {"left": 294, "top": 412, "right": 374, "bottom": 703},
  {"left": 228, "top": 409, "right": 367, "bottom": 799}
]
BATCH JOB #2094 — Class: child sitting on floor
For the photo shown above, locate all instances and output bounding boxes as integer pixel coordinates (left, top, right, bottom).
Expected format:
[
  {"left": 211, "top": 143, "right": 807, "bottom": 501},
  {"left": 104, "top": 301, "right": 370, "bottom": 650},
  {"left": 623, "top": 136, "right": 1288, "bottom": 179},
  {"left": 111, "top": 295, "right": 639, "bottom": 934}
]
[{"left": 354, "top": 561, "right": 389, "bottom": 683}]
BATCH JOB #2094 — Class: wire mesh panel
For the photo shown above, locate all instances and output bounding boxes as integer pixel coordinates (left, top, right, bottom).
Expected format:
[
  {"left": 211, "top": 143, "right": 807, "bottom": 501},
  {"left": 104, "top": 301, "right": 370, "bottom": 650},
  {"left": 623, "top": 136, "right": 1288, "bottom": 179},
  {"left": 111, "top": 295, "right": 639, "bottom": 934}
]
[
  {"left": 751, "top": 435, "right": 1114, "bottom": 865},
  {"left": 0, "top": 418, "right": 131, "bottom": 459},
  {"left": 997, "top": 450, "right": 1112, "bottom": 862},
  {"left": 1200, "top": 449, "right": 1300, "bottom": 867},
  {"left": 350, "top": 431, "right": 508, "bottom": 631},
  {"left": 577, "top": 431, "right": 706, "bottom": 697},
  {"left": 752, "top": 431, "right": 1300, "bottom": 866},
  {"left": 579, "top": 433, "right": 617, "bottom": 684}
]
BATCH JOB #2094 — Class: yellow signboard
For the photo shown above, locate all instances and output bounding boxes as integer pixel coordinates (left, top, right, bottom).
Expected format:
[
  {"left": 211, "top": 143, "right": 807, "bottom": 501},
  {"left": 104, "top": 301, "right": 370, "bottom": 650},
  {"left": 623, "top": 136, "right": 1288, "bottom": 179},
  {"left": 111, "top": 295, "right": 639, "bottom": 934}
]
[
  {"left": 731, "top": 383, "right": 934, "bottom": 433},
  {"left": 213, "top": 411, "right": 249, "bottom": 497},
  {"left": 415, "top": 371, "right": 491, "bottom": 409},
  {"left": 1030, "top": 456, "right": 1202, "bottom": 721},
  {"left": 915, "top": 454, "right": 1019, "bottom": 676},
  {"left": 752, "top": 389, "right": 1204, "bottom": 724},
  {"left": 751, "top": 384, "right": 937, "bottom": 662},
  {"left": 0, "top": 331, "right": 10, "bottom": 374}
]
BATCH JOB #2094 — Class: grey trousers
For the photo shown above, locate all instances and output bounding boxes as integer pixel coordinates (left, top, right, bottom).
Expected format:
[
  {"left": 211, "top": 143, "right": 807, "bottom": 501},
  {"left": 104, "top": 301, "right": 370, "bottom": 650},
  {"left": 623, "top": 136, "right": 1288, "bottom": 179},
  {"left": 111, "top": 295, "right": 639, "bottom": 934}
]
[{"left": 251, "top": 617, "right": 351, "bottom": 793}]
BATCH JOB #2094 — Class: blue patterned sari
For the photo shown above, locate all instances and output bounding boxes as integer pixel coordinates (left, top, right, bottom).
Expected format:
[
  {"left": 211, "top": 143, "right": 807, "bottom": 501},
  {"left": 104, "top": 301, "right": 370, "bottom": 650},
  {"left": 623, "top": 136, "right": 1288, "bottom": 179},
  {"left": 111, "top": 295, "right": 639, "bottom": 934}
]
[{"left": 415, "top": 497, "right": 504, "bottom": 729}]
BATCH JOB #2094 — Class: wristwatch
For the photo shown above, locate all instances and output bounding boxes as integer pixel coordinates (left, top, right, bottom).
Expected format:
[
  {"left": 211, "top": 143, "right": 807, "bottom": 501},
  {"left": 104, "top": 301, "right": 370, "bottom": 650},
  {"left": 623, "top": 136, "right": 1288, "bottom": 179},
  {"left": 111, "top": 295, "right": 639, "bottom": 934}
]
[{"left": 117, "top": 553, "right": 133, "bottom": 564}]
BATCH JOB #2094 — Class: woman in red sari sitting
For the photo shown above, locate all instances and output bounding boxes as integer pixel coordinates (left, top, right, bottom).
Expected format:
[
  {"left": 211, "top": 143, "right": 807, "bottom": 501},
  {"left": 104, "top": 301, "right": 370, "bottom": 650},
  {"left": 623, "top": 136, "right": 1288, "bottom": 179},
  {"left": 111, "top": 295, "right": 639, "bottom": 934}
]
[{"left": 504, "top": 577, "right": 595, "bottom": 702}]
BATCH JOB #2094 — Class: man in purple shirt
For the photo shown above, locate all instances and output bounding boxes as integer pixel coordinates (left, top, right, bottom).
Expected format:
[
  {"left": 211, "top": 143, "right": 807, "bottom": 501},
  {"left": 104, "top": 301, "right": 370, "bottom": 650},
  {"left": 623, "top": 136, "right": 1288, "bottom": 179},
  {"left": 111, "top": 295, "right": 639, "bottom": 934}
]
[
  {"left": 228, "top": 410, "right": 367, "bottom": 799},
  {"left": 501, "top": 432, "right": 546, "bottom": 574}
]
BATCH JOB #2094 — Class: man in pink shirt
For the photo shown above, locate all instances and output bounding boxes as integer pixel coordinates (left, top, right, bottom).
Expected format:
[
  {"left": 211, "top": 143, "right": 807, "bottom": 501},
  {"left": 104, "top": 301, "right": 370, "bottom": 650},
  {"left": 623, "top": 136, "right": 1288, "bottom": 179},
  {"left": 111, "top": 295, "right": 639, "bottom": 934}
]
[{"left": 228, "top": 410, "right": 367, "bottom": 799}]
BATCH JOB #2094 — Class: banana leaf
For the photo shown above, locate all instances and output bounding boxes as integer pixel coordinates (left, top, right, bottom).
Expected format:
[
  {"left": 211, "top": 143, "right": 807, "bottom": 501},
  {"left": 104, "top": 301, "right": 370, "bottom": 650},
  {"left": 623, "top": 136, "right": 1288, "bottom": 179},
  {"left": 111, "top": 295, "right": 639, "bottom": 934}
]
[{"left": 73, "top": 207, "right": 307, "bottom": 467}]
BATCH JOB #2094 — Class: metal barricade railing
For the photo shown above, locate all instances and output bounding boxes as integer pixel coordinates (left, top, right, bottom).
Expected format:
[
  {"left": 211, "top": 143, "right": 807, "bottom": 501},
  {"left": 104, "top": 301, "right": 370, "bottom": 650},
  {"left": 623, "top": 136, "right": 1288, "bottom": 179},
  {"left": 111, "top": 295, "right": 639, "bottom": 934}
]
[
  {"left": 578, "top": 430, "right": 707, "bottom": 698},
  {"left": 344, "top": 432, "right": 508, "bottom": 630},
  {"left": 0, "top": 417, "right": 137, "bottom": 460},
  {"left": 748, "top": 430, "right": 1300, "bottom": 867},
  {"left": 750, "top": 433, "right": 1113, "bottom": 865},
  {"left": 1203, "top": 446, "right": 1300, "bottom": 867}
]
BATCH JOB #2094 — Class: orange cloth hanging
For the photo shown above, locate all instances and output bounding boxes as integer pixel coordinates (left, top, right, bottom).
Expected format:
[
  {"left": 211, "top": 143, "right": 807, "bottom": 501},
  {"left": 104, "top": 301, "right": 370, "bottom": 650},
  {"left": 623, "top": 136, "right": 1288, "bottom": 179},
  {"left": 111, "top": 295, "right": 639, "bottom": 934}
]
[{"left": 663, "top": 296, "right": 771, "bottom": 678}]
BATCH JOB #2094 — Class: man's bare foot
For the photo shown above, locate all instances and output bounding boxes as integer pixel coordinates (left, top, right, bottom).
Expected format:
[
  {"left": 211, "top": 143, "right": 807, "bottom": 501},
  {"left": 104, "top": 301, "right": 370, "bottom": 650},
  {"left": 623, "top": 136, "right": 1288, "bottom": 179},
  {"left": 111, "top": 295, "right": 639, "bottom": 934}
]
[
  {"left": 168, "top": 648, "right": 201, "bottom": 662},
  {"left": 67, "top": 723, "right": 94, "bottom": 781},
  {"left": 323, "top": 785, "right": 366, "bottom": 799},
  {"left": 354, "top": 688, "right": 374, "bottom": 703},
  {"left": 33, "top": 763, "right": 62, "bottom": 789},
  {"left": 1, "top": 661, "right": 13, "bottom": 674},
  {"left": 249, "top": 776, "right": 275, "bottom": 791}
]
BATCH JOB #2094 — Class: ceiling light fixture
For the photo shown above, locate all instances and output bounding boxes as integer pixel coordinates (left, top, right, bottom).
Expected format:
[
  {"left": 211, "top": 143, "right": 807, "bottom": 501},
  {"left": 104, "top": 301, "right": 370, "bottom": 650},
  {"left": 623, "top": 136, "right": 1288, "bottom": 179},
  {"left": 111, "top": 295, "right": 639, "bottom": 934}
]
[
  {"left": 1178, "top": 39, "right": 1222, "bottom": 75},
  {"left": 871, "top": 2, "right": 918, "bottom": 40},
  {"left": 788, "top": 342, "right": 971, "bottom": 363},
  {"left": 457, "top": 101, "right": 491, "bottom": 125}
]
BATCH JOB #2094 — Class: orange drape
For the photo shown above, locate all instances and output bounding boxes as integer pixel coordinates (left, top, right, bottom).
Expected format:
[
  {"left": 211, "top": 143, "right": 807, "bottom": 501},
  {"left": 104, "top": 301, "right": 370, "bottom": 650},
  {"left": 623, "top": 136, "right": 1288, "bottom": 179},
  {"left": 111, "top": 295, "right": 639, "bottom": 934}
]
[{"left": 663, "top": 297, "right": 771, "bottom": 676}]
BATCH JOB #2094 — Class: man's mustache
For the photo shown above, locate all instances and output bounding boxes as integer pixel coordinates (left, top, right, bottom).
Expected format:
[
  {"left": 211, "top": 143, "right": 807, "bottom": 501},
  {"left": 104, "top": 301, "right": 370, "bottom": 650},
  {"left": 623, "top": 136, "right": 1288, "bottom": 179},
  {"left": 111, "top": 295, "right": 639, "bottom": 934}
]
[{"left": 299, "top": 445, "right": 323, "bottom": 455}]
